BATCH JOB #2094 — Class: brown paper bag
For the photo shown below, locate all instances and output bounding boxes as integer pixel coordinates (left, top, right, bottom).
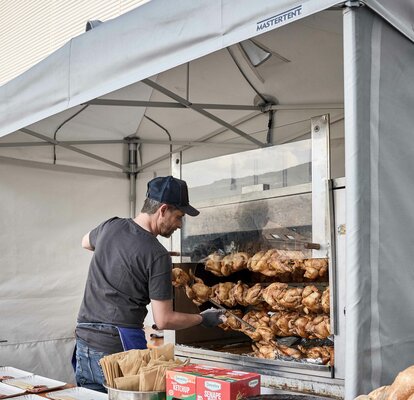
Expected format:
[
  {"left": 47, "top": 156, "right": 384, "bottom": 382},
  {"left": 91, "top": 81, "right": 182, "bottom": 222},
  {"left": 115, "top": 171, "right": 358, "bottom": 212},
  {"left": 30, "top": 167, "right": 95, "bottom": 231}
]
[
  {"left": 100, "top": 352, "right": 125, "bottom": 387},
  {"left": 118, "top": 349, "right": 150, "bottom": 376},
  {"left": 139, "top": 366, "right": 159, "bottom": 391},
  {"left": 147, "top": 355, "right": 167, "bottom": 367},
  {"left": 114, "top": 375, "right": 141, "bottom": 391},
  {"left": 153, "top": 365, "right": 168, "bottom": 391}
]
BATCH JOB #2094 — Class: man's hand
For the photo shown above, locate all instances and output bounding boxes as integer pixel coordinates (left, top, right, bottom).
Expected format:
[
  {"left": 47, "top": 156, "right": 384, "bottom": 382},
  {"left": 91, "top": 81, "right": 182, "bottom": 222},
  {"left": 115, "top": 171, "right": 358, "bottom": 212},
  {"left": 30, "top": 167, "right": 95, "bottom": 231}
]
[{"left": 200, "top": 308, "right": 225, "bottom": 328}]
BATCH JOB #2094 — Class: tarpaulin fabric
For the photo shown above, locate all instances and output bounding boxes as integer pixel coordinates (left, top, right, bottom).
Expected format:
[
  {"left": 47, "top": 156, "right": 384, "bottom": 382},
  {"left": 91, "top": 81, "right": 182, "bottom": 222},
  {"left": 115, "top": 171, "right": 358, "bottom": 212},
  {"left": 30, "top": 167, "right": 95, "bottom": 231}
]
[{"left": 344, "top": 6, "right": 414, "bottom": 398}]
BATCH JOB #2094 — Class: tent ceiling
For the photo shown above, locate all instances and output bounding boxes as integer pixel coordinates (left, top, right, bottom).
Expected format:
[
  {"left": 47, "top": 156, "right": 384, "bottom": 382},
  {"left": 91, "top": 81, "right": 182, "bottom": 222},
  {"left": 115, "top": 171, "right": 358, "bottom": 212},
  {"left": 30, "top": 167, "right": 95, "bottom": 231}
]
[{"left": 0, "top": 9, "right": 345, "bottom": 174}]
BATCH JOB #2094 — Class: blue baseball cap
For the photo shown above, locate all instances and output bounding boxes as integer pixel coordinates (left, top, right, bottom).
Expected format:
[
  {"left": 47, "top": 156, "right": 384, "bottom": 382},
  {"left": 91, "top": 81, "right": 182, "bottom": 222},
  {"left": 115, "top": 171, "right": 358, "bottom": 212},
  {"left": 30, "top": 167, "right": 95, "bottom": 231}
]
[{"left": 146, "top": 176, "right": 200, "bottom": 217}]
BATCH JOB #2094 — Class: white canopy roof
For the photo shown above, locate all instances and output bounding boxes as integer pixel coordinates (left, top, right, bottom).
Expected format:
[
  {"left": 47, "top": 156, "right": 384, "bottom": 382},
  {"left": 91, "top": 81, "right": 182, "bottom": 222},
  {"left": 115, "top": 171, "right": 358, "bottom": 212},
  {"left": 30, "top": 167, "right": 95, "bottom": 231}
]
[{"left": 0, "top": 0, "right": 412, "bottom": 140}]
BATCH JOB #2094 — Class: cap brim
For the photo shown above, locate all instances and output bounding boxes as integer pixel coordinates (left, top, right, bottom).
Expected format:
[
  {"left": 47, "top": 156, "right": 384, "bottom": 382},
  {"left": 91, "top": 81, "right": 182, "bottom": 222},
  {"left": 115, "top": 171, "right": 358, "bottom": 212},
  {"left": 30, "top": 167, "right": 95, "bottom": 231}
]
[{"left": 177, "top": 204, "right": 200, "bottom": 217}]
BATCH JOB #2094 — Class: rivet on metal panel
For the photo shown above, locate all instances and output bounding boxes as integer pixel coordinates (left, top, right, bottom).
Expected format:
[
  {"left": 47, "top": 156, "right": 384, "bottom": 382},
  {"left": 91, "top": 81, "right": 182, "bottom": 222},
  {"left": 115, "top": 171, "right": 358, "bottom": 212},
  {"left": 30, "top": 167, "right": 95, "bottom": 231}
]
[
  {"left": 314, "top": 125, "right": 320, "bottom": 132},
  {"left": 337, "top": 224, "right": 346, "bottom": 235}
]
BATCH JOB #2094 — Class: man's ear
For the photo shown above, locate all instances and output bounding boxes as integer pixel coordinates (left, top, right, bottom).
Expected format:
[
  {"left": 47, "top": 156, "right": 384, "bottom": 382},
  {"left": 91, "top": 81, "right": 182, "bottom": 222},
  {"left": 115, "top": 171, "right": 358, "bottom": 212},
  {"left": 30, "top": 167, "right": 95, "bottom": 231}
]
[{"left": 159, "top": 203, "right": 169, "bottom": 216}]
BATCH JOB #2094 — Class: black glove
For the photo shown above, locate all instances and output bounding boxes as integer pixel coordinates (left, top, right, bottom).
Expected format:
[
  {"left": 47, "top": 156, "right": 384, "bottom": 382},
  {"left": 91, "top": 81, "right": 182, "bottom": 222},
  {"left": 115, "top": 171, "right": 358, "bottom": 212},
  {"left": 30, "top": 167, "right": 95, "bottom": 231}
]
[{"left": 200, "top": 308, "right": 225, "bottom": 328}]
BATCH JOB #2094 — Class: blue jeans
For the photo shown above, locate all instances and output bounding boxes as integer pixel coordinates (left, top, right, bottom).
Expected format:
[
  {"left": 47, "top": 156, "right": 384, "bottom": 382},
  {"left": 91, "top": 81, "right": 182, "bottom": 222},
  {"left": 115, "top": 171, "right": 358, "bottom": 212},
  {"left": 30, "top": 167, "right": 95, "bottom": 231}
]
[{"left": 75, "top": 338, "right": 108, "bottom": 393}]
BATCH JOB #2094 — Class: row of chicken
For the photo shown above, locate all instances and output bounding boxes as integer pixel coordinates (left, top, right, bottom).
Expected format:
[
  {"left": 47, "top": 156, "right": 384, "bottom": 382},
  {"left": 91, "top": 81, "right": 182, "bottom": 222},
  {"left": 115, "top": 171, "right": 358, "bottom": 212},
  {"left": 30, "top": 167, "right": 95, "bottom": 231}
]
[
  {"left": 252, "top": 340, "right": 334, "bottom": 366},
  {"left": 219, "top": 309, "right": 332, "bottom": 365},
  {"left": 205, "top": 249, "right": 328, "bottom": 281},
  {"left": 173, "top": 268, "right": 330, "bottom": 315},
  {"left": 219, "top": 309, "right": 330, "bottom": 341}
]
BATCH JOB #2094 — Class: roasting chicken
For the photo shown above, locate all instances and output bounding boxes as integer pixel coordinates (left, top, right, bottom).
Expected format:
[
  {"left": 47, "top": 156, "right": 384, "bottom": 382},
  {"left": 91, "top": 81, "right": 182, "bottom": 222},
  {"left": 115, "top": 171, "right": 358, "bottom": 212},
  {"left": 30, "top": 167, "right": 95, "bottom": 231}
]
[
  {"left": 277, "top": 344, "right": 303, "bottom": 359},
  {"left": 268, "top": 311, "right": 330, "bottom": 339},
  {"left": 211, "top": 282, "right": 237, "bottom": 307},
  {"left": 262, "top": 282, "right": 288, "bottom": 309},
  {"left": 278, "top": 287, "right": 304, "bottom": 310},
  {"left": 184, "top": 273, "right": 211, "bottom": 306},
  {"left": 269, "top": 312, "right": 284, "bottom": 336},
  {"left": 292, "top": 314, "right": 313, "bottom": 338},
  {"left": 244, "top": 283, "right": 263, "bottom": 305},
  {"left": 303, "top": 258, "right": 328, "bottom": 280},
  {"left": 172, "top": 267, "right": 190, "bottom": 287},
  {"left": 205, "top": 252, "right": 224, "bottom": 276},
  {"left": 254, "top": 341, "right": 332, "bottom": 364},
  {"left": 242, "top": 310, "right": 270, "bottom": 327},
  {"left": 306, "top": 314, "right": 331, "bottom": 339},
  {"left": 230, "top": 281, "right": 250, "bottom": 306},
  {"left": 221, "top": 252, "right": 250, "bottom": 275},
  {"left": 240, "top": 310, "right": 273, "bottom": 341},
  {"left": 248, "top": 250, "right": 291, "bottom": 278},
  {"left": 272, "top": 311, "right": 300, "bottom": 336},
  {"left": 252, "top": 340, "right": 279, "bottom": 359},
  {"left": 299, "top": 345, "right": 333, "bottom": 365},
  {"left": 321, "top": 287, "right": 330, "bottom": 313},
  {"left": 247, "top": 249, "right": 328, "bottom": 282},
  {"left": 219, "top": 309, "right": 244, "bottom": 331},
  {"left": 302, "top": 285, "right": 322, "bottom": 313},
  {"left": 247, "top": 251, "right": 266, "bottom": 271},
  {"left": 290, "top": 260, "right": 307, "bottom": 283},
  {"left": 252, "top": 340, "right": 302, "bottom": 360},
  {"left": 205, "top": 252, "right": 250, "bottom": 276}
]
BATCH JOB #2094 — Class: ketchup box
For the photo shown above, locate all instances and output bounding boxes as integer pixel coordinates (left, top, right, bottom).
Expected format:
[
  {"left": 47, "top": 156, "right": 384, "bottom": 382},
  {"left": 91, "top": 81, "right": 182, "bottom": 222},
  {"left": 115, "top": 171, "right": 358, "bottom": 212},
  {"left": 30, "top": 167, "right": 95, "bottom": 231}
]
[{"left": 166, "top": 365, "right": 260, "bottom": 400}]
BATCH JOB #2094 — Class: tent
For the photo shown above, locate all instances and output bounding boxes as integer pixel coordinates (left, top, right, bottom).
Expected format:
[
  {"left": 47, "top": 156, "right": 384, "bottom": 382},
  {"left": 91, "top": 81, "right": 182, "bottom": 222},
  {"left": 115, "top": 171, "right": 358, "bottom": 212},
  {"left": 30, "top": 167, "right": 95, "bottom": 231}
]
[{"left": 1, "top": 1, "right": 414, "bottom": 398}]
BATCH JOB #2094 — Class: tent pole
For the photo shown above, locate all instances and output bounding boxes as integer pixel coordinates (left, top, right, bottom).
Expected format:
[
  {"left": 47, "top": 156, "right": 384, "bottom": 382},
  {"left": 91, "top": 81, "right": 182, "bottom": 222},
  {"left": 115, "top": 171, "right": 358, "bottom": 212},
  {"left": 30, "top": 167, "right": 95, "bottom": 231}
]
[
  {"left": 142, "top": 78, "right": 266, "bottom": 148},
  {"left": 20, "top": 128, "right": 126, "bottom": 171},
  {"left": 128, "top": 142, "right": 138, "bottom": 217}
]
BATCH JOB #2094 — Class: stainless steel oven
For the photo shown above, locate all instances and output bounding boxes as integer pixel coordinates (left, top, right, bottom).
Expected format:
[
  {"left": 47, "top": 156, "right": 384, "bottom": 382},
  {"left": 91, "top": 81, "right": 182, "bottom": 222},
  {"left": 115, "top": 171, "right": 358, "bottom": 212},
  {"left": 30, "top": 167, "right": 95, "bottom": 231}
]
[{"left": 166, "top": 115, "right": 346, "bottom": 398}]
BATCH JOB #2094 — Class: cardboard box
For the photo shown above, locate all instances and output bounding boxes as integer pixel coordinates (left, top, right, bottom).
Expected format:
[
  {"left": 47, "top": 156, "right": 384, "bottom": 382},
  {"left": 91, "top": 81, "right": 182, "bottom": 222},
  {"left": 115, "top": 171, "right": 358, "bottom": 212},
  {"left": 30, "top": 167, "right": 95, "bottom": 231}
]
[
  {"left": 197, "top": 369, "right": 260, "bottom": 400},
  {"left": 166, "top": 365, "right": 225, "bottom": 399},
  {"left": 166, "top": 365, "right": 260, "bottom": 400}
]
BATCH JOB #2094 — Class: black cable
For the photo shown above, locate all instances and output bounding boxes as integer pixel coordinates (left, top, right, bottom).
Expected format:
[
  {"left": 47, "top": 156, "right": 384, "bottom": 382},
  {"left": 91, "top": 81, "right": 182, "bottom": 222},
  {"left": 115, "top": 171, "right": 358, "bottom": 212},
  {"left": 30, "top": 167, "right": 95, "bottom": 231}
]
[
  {"left": 144, "top": 115, "right": 173, "bottom": 162},
  {"left": 53, "top": 104, "right": 89, "bottom": 164},
  {"left": 266, "top": 110, "right": 275, "bottom": 144}
]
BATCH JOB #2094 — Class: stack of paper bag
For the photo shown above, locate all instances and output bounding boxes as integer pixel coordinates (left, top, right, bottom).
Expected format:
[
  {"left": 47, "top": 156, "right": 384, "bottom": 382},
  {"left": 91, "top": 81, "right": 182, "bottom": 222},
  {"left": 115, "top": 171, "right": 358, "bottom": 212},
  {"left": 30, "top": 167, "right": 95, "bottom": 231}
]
[{"left": 100, "top": 343, "right": 187, "bottom": 391}]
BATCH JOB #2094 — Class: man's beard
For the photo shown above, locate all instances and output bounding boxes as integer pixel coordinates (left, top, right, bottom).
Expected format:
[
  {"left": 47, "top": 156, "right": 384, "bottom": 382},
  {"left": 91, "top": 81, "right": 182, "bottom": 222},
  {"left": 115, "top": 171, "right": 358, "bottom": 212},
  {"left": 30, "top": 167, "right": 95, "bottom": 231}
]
[{"left": 159, "top": 222, "right": 175, "bottom": 238}]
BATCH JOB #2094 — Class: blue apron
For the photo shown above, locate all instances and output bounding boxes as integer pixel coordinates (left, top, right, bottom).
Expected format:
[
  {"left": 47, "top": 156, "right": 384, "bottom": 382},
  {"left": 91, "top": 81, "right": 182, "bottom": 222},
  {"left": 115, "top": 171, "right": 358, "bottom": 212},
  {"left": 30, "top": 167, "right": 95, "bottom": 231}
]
[{"left": 72, "top": 323, "right": 147, "bottom": 371}]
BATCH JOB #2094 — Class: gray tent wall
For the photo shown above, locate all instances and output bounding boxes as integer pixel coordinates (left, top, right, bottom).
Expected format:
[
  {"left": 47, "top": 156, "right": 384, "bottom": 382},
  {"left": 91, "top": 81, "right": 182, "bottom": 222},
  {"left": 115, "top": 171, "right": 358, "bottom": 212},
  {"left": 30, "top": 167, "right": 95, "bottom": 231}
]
[
  {"left": 344, "top": 5, "right": 414, "bottom": 397},
  {"left": 0, "top": 1, "right": 413, "bottom": 398}
]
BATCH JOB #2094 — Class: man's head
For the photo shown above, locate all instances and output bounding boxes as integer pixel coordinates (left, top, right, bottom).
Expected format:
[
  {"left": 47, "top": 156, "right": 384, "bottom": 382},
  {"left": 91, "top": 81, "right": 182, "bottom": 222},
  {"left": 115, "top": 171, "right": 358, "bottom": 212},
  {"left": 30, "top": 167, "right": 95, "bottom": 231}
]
[
  {"left": 140, "top": 176, "right": 199, "bottom": 238},
  {"left": 146, "top": 176, "right": 199, "bottom": 217}
]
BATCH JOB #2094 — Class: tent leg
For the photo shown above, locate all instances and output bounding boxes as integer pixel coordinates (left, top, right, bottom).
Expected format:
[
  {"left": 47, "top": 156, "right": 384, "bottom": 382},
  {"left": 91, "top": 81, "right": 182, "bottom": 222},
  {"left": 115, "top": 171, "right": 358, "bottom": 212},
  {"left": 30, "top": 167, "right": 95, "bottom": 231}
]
[{"left": 128, "top": 142, "right": 138, "bottom": 217}]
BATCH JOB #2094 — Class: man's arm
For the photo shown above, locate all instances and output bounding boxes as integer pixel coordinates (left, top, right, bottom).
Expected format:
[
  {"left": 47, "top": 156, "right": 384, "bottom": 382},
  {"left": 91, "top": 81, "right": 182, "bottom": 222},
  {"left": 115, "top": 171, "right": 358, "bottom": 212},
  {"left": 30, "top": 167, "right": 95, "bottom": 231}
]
[
  {"left": 81, "top": 231, "right": 94, "bottom": 251},
  {"left": 151, "top": 299, "right": 202, "bottom": 330}
]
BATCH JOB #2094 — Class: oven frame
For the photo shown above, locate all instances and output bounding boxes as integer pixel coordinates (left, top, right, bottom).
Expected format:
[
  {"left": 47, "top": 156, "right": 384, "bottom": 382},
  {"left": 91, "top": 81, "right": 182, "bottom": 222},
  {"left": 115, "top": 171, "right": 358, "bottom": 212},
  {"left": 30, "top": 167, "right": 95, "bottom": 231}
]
[{"left": 166, "top": 114, "right": 346, "bottom": 397}]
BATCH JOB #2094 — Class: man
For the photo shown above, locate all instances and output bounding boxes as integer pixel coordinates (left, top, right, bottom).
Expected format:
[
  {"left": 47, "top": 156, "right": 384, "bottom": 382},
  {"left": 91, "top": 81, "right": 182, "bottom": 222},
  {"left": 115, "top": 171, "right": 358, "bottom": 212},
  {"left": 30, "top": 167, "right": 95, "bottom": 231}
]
[{"left": 74, "top": 176, "right": 223, "bottom": 392}]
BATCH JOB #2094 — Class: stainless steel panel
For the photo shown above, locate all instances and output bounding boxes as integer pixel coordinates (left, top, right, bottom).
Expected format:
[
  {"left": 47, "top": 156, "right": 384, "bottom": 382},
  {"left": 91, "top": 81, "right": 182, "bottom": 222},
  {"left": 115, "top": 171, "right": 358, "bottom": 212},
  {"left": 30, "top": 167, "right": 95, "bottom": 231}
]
[
  {"left": 175, "top": 346, "right": 344, "bottom": 398},
  {"left": 332, "top": 186, "right": 346, "bottom": 379}
]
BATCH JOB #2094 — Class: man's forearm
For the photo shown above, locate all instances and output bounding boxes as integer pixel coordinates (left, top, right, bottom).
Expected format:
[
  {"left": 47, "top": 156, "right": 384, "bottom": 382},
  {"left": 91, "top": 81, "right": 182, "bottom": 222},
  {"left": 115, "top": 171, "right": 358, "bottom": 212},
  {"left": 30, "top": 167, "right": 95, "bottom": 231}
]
[{"left": 156, "top": 311, "right": 202, "bottom": 330}]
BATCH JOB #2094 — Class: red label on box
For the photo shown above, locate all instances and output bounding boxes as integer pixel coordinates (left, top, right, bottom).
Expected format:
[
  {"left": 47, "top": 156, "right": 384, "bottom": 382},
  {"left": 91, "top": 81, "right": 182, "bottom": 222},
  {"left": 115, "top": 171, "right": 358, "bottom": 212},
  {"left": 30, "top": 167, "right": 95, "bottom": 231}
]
[
  {"left": 197, "top": 373, "right": 260, "bottom": 400},
  {"left": 166, "top": 369, "right": 197, "bottom": 399}
]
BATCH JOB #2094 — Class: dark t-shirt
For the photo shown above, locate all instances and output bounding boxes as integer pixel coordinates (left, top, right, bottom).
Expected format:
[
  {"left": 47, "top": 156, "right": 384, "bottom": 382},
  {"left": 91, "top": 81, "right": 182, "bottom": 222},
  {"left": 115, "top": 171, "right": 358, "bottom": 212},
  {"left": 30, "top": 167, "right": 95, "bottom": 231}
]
[{"left": 76, "top": 217, "right": 173, "bottom": 352}]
